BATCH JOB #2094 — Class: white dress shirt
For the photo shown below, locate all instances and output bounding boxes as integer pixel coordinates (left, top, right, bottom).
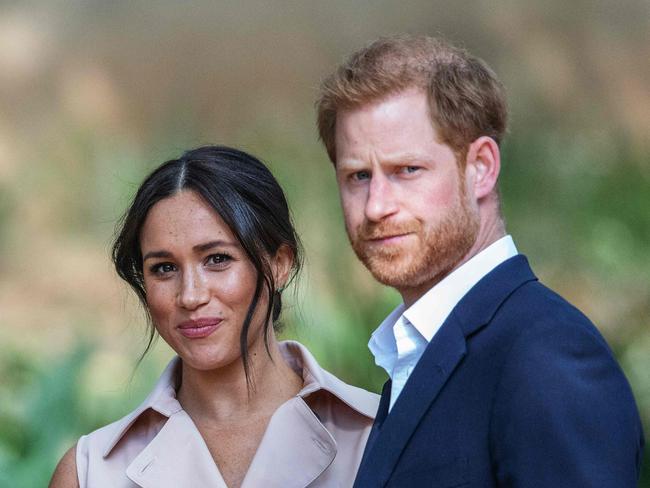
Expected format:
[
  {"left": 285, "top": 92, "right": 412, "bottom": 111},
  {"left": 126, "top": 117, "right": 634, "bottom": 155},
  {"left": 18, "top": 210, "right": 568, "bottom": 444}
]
[{"left": 368, "top": 235, "right": 519, "bottom": 411}]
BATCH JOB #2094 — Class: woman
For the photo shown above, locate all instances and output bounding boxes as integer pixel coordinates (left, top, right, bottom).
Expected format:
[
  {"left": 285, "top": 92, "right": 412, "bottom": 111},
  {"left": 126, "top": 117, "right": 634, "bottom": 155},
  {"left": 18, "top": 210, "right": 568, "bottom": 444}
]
[{"left": 50, "top": 146, "right": 379, "bottom": 487}]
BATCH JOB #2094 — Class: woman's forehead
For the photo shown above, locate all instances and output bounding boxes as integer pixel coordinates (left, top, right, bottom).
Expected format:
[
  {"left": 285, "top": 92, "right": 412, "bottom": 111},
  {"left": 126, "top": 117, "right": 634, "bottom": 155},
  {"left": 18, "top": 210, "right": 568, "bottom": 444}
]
[{"left": 140, "top": 191, "right": 236, "bottom": 250}]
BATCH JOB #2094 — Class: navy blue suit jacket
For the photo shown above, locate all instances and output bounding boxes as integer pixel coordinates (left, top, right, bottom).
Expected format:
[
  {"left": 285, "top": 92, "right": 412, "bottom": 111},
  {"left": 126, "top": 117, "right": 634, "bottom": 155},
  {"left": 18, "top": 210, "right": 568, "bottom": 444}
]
[{"left": 354, "top": 255, "right": 644, "bottom": 487}]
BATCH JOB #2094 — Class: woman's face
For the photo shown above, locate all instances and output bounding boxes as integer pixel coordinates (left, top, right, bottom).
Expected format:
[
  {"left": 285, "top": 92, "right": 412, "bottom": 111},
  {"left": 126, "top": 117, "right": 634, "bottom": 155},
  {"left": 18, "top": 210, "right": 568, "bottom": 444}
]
[{"left": 140, "top": 190, "right": 275, "bottom": 372}]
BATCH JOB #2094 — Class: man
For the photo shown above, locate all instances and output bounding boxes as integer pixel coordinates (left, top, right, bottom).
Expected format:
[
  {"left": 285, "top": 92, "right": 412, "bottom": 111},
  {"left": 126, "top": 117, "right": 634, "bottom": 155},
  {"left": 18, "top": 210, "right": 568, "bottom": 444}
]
[{"left": 316, "top": 35, "right": 644, "bottom": 487}]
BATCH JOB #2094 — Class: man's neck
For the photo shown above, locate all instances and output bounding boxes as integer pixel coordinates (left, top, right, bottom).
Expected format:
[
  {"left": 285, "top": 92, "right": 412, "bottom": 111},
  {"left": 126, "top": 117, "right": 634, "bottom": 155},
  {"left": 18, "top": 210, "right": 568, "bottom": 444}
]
[{"left": 400, "top": 218, "right": 506, "bottom": 308}]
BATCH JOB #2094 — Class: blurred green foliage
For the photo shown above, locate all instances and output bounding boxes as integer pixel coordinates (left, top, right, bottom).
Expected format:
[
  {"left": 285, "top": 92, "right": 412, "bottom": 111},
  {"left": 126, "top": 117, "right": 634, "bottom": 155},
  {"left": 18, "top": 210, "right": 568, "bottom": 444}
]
[
  {"left": 0, "top": 343, "right": 165, "bottom": 487},
  {"left": 0, "top": 1, "right": 648, "bottom": 486},
  {"left": 0, "top": 346, "right": 90, "bottom": 486}
]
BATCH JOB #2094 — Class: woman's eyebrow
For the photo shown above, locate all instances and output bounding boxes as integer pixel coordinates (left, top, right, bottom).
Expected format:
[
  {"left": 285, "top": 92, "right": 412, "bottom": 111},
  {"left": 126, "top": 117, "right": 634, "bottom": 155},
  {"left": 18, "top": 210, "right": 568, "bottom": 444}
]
[
  {"left": 142, "top": 240, "right": 238, "bottom": 262},
  {"left": 193, "top": 240, "right": 238, "bottom": 253},
  {"left": 142, "top": 250, "right": 172, "bottom": 261}
]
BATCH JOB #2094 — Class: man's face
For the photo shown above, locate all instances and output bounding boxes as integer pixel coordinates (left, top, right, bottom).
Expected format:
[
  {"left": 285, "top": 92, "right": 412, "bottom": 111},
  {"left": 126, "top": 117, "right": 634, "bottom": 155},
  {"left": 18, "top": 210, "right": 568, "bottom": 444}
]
[{"left": 334, "top": 88, "right": 479, "bottom": 301}]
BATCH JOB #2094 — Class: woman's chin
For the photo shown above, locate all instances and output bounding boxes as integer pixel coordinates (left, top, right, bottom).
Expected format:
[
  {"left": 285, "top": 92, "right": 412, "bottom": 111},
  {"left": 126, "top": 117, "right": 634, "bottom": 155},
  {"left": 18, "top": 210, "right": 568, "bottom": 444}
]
[{"left": 178, "top": 348, "right": 239, "bottom": 373}]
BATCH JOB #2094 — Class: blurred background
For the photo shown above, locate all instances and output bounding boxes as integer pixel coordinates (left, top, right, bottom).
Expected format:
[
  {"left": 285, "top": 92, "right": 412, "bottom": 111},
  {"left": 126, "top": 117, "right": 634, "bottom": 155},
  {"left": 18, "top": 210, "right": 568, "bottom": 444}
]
[{"left": 0, "top": 1, "right": 648, "bottom": 486}]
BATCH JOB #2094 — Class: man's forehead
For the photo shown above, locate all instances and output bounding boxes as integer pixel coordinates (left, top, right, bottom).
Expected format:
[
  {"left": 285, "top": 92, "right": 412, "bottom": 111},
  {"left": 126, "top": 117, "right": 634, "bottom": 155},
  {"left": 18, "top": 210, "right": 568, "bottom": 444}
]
[
  {"left": 336, "top": 148, "right": 432, "bottom": 169},
  {"left": 337, "top": 88, "right": 429, "bottom": 123},
  {"left": 334, "top": 96, "right": 440, "bottom": 166}
]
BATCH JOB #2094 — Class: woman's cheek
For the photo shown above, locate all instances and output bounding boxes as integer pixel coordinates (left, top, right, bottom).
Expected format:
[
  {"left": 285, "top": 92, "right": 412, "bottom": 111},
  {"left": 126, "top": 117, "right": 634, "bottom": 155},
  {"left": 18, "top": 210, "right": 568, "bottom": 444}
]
[
  {"left": 145, "top": 282, "right": 175, "bottom": 330},
  {"left": 221, "top": 264, "right": 258, "bottom": 302}
]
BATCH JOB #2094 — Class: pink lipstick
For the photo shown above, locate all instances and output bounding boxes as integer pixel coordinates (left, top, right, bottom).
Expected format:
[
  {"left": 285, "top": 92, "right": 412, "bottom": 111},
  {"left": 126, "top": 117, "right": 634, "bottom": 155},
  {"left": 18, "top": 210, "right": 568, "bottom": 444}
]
[{"left": 177, "top": 318, "right": 222, "bottom": 339}]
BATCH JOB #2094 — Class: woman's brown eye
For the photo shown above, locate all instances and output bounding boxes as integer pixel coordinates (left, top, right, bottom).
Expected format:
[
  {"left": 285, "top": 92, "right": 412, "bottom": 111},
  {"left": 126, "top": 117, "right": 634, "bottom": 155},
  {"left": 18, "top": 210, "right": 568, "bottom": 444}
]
[
  {"left": 150, "top": 262, "right": 176, "bottom": 275},
  {"left": 207, "top": 253, "right": 232, "bottom": 265}
]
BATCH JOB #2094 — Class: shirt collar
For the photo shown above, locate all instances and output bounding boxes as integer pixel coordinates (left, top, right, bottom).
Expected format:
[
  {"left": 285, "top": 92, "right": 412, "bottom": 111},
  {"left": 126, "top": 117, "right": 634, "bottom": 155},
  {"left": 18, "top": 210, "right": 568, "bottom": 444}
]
[
  {"left": 368, "top": 303, "right": 404, "bottom": 374},
  {"left": 103, "top": 340, "right": 376, "bottom": 457},
  {"left": 368, "top": 235, "right": 518, "bottom": 361},
  {"left": 405, "top": 235, "right": 518, "bottom": 341}
]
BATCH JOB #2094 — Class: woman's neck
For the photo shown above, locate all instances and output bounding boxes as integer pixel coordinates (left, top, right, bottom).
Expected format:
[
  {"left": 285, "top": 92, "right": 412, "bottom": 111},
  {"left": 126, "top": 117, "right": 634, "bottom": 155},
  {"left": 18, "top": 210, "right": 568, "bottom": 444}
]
[{"left": 176, "top": 337, "right": 303, "bottom": 423}]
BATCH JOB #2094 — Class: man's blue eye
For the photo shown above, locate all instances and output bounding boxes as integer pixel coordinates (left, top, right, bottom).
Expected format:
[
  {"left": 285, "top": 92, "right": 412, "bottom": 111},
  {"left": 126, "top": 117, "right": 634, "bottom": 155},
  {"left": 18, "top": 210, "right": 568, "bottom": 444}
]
[{"left": 354, "top": 171, "right": 370, "bottom": 180}]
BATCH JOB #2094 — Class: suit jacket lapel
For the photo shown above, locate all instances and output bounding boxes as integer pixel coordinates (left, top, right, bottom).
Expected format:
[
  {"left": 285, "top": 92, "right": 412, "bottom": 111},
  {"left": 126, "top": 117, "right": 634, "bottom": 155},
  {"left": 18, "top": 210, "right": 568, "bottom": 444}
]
[
  {"left": 354, "top": 255, "right": 538, "bottom": 488},
  {"left": 354, "top": 317, "right": 467, "bottom": 488},
  {"left": 356, "top": 378, "right": 391, "bottom": 475}
]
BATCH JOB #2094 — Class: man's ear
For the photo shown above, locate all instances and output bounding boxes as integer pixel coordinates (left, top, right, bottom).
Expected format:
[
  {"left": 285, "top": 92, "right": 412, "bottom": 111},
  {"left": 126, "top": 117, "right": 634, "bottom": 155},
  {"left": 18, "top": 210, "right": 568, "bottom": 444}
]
[
  {"left": 464, "top": 136, "right": 501, "bottom": 200},
  {"left": 272, "top": 244, "right": 294, "bottom": 290}
]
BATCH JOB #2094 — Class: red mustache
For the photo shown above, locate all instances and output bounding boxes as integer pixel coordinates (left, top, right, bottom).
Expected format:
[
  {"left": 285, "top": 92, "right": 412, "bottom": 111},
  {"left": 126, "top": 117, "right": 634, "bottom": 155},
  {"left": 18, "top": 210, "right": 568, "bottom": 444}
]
[{"left": 357, "top": 220, "right": 421, "bottom": 241}]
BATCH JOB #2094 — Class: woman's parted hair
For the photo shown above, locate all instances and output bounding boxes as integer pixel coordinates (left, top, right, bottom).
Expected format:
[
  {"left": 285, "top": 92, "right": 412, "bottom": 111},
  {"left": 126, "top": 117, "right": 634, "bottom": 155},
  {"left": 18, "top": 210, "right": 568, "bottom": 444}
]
[
  {"left": 316, "top": 35, "right": 508, "bottom": 164},
  {"left": 112, "top": 145, "right": 302, "bottom": 382}
]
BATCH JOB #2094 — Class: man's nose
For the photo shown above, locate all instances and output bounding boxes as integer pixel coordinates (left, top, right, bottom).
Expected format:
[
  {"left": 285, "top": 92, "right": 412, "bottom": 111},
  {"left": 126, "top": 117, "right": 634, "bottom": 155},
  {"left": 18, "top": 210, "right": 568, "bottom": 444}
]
[
  {"left": 365, "top": 173, "right": 399, "bottom": 222},
  {"left": 177, "top": 269, "right": 210, "bottom": 310}
]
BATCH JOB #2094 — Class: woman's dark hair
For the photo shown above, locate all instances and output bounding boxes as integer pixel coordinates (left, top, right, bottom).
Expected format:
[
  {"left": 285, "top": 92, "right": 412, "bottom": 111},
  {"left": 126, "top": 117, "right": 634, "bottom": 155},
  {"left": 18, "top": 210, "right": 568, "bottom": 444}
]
[{"left": 112, "top": 145, "right": 302, "bottom": 385}]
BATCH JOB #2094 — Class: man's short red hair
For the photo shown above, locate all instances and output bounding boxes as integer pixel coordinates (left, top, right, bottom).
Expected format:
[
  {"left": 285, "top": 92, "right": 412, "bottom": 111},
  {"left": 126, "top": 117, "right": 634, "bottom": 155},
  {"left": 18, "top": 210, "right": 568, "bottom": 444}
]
[{"left": 316, "top": 35, "right": 508, "bottom": 165}]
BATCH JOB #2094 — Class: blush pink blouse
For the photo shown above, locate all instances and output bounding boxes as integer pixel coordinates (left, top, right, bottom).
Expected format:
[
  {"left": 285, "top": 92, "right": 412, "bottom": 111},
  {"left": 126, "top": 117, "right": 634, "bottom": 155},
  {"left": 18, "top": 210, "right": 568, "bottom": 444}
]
[{"left": 75, "top": 341, "right": 379, "bottom": 487}]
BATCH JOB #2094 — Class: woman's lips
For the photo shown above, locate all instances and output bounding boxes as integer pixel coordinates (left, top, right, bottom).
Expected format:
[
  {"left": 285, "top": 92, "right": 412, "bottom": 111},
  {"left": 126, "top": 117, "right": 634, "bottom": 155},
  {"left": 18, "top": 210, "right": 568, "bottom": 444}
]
[{"left": 177, "top": 318, "right": 222, "bottom": 339}]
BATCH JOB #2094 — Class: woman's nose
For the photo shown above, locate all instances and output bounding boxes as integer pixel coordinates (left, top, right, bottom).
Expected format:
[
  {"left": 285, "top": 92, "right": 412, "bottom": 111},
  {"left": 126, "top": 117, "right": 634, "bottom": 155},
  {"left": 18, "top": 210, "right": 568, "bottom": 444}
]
[{"left": 177, "top": 269, "right": 210, "bottom": 310}]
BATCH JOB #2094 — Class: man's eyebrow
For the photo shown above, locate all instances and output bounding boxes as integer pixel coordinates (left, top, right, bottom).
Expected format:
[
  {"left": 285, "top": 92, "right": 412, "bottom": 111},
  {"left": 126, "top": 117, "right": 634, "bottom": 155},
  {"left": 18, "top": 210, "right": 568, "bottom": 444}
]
[
  {"left": 384, "top": 154, "right": 430, "bottom": 165},
  {"left": 338, "top": 154, "right": 430, "bottom": 168},
  {"left": 142, "top": 240, "right": 237, "bottom": 262}
]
